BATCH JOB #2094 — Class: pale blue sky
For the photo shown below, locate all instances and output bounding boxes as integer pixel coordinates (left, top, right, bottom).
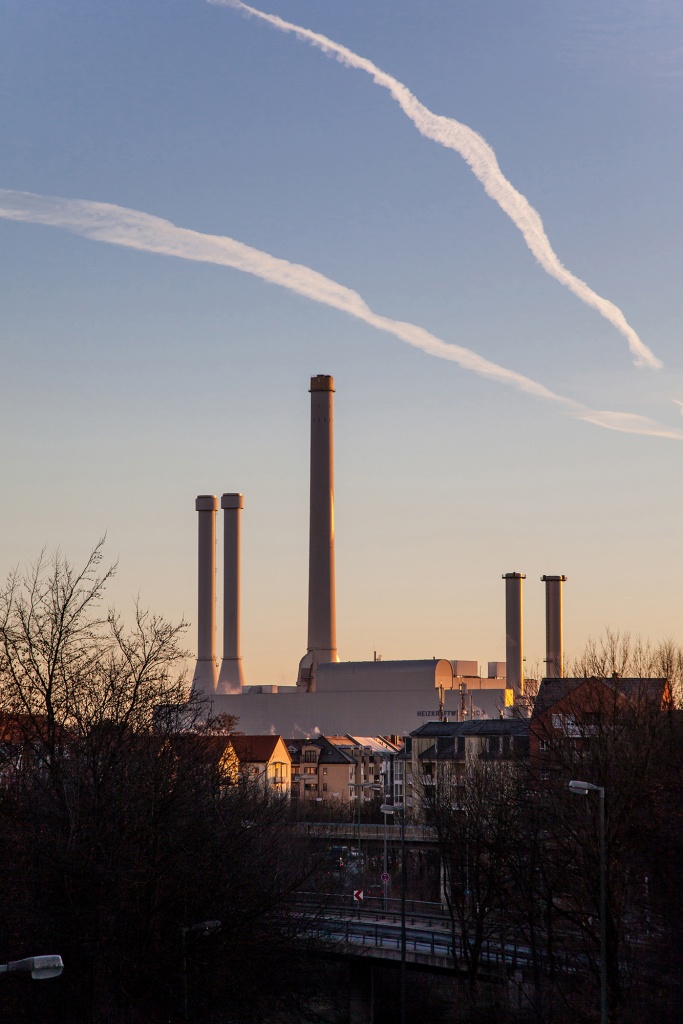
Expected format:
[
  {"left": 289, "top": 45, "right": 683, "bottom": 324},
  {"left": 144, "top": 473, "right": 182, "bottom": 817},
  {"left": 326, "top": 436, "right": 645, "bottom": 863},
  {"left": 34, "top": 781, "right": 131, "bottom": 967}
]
[{"left": 2, "top": 0, "right": 682, "bottom": 684}]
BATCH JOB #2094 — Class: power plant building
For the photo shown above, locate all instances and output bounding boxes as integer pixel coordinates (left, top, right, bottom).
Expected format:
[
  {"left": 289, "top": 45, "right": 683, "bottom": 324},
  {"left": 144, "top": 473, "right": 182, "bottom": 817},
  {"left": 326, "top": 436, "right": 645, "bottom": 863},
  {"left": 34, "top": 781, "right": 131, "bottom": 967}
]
[{"left": 192, "top": 375, "right": 566, "bottom": 738}]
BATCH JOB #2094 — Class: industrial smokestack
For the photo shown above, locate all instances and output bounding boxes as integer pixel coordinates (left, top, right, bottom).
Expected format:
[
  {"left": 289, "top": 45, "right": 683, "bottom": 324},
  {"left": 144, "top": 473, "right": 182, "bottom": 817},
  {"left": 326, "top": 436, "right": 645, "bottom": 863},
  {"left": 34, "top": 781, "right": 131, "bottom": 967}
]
[
  {"left": 503, "top": 572, "right": 525, "bottom": 699},
  {"left": 217, "top": 493, "right": 245, "bottom": 694},
  {"left": 192, "top": 495, "right": 219, "bottom": 695},
  {"left": 298, "top": 374, "right": 339, "bottom": 689},
  {"left": 541, "top": 575, "right": 567, "bottom": 679}
]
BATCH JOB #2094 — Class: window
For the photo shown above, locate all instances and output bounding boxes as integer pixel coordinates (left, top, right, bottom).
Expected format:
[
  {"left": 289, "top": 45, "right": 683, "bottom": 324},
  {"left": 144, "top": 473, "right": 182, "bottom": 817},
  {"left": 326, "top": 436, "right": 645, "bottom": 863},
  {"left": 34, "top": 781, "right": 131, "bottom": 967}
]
[
  {"left": 551, "top": 713, "right": 589, "bottom": 738},
  {"left": 323, "top": 767, "right": 327, "bottom": 775},
  {"left": 322, "top": 783, "right": 328, "bottom": 792},
  {"left": 303, "top": 749, "right": 318, "bottom": 763},
  {"left": 539, "top": 739, "right": 549, "bottom": 752}
]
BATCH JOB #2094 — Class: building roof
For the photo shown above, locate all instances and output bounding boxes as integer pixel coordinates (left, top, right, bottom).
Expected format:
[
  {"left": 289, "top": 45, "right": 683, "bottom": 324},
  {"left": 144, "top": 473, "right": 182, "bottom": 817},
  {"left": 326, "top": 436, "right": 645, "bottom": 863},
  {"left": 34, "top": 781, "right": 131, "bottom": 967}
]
[
  {"left": 531, "top": 677, "right": 670, "bottom": 720},
  {"left": 409, "top": 719, "right": 527, "bottom": 739},
  {"left": 325, "top": 735, "right": 359, "bottom": 749},
  {"left": 458, "top": 719, "right": 529, "bottom": 736},
  {"left": 286, "top": 736, "right": 355, "bottom": 765},
  {"left": 346, "top": 735, "right": 401, "bottom": 754},
  {"left": 410, "top": 721, "right": 464, "bottom": 738},
  {"left": 228, "top": 735, "right": 287, "bottom": 764}
]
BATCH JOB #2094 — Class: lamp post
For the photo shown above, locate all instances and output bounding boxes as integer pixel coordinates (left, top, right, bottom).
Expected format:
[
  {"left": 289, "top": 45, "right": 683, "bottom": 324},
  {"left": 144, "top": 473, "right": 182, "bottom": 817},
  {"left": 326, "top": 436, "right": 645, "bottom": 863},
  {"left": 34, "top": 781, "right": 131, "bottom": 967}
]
[
  {"left": 0, "top": 955, "right": 63, "bottom": 980},
  {"left": 382, "top": 804, "right": 389, "bottom": 910},
  {"left": 349, "top": 781, "right": 383, "bottom": 856},
  {"left": 569, "top": 780, "right": 606, "bottom": 1024},
  {"left": 382, "top": 802, "right": 406, "bottom": 1024}
]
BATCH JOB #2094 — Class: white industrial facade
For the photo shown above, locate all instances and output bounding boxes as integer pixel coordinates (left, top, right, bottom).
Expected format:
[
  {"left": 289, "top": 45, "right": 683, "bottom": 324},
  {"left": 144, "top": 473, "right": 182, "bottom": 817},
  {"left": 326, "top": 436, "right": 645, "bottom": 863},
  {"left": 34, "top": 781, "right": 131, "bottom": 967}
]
[{"left": 207, "top": 661, "right": 507, "bottom": 738}]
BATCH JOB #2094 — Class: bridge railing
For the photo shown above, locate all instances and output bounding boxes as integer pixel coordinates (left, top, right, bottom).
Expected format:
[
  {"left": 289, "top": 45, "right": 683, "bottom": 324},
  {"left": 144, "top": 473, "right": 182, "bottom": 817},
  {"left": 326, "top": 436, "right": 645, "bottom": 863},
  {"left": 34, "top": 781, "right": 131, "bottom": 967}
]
[
  {"left": 294, "top": 890, "right": 447, "bottom": 921},
  {"left": 294, "top": 822, "right": 438, "bottom": 843},
  {"left": 299, "top": 917, "right": 535, "bottom": 970}
]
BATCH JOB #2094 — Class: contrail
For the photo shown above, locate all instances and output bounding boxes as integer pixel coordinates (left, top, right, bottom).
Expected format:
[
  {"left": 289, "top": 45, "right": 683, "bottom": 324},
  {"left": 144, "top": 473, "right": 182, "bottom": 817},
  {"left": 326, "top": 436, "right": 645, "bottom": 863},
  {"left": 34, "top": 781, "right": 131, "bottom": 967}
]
[
  {"left": 1, "top": 188, "right": 679, "bottom": 441},
  {"left": 213, "top": 0, "right": 661, "bottom": 372}
]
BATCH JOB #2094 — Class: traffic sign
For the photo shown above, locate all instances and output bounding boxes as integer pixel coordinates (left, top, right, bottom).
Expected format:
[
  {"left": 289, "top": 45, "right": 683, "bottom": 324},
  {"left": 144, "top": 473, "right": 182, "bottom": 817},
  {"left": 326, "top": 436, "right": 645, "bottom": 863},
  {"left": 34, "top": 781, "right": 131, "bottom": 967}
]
[
  {"left": 353, "top": 890, "right": 364, "bottom": 901},
  {"left": 381, "top": 872, "right": 390, "bottom": 883}
]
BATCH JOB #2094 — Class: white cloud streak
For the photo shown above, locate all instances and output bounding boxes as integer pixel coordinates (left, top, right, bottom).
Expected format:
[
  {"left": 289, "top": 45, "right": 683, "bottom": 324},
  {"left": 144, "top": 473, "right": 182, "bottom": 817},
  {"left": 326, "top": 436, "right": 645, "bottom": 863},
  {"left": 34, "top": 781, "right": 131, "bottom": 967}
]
[
  {"left": 1, "top": 188, "right": 680, "bottom": 441},
  {"left": 214, "top": 0, "right": 661, "bottom": 372}
]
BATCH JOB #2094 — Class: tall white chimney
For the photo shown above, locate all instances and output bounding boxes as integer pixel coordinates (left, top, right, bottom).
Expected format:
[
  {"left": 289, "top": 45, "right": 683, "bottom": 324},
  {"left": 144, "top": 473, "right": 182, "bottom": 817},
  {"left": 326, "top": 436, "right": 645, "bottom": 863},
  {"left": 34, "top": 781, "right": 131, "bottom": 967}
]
[
  {"left": 503, "top": 572, "right": 525, "bottom": 699},
  {"left": 217, "top": 493, "right": 245, "bottom": 694},
  {"left": 541, "top": 575, "right": 567, "bottom": 679},
  {"left": 298, "top": 374, "right": 339, "bottom": 690},
  {"left": 192, "top": 495, "right": 219, "bottom": 695}
]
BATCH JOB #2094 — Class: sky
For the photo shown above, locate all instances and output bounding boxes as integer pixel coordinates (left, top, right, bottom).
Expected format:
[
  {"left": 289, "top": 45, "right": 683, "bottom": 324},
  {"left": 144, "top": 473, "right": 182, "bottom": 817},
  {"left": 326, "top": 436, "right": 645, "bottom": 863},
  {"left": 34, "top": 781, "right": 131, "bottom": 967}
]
[{"left": 2, "top": 0, "right": 683, "bottom": 686}]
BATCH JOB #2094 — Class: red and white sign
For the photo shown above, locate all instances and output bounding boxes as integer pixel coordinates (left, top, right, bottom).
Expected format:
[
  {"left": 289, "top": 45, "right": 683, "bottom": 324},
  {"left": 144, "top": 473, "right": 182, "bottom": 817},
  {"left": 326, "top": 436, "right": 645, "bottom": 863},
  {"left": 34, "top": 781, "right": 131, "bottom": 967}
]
[
  {"left": 381, "top": 872, "right": 390, "bottom": 884},
  {"left": 353, "top": 890, "right": 364, "bottom": 902}
]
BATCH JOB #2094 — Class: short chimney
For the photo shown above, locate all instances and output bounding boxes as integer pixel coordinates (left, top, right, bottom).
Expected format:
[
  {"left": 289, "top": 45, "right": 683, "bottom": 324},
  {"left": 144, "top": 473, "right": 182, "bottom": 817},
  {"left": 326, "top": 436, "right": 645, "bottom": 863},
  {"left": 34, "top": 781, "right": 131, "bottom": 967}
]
[
  {"left": 192, "top": 495, "right": 219, "bottom": 695},
  {"left": 502, "top": 572, "right": 525, "bottom": 699},
  {"left": 541, "top": 575, "right": 567, "bottom": 679}
]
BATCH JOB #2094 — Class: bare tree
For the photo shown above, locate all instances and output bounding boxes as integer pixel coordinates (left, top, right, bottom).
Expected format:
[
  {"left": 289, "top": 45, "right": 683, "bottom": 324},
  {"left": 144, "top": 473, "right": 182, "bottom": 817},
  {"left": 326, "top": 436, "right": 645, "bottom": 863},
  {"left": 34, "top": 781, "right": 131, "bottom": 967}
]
[
  {"left": 570, "top": 627, "right": 683, "bottom": 705},
  {"left": 0, "top": 539, "right": 190, "bottom": 730},
  {"left": 425, "top": 757, "right": 522, "bottom": 994},
  {"left": 0, "top": 543, "right": 314, "bottom": 1024},
  {"left": 529, "top": 677, "right": 675, "bottom": 1022}
]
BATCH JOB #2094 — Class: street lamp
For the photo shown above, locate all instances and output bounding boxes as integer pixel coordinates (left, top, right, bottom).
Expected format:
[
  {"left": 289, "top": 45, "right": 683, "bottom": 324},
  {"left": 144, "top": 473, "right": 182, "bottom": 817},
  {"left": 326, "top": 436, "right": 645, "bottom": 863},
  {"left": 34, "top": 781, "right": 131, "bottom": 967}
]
[
  {"left": 349, "top": 781, "right": 383, "bottom": 856},
  {"left": 380, "top": 800, "right": 390, "bottom": 909},
  {"left": 0, "top": 955, "right": 63, "bottom": 980},
  {"left": 569, "top": 780, "right": 606, "bottom": 1024},
  {"left": 382, "top": 802, "right": 407, "bottom": 1024}
]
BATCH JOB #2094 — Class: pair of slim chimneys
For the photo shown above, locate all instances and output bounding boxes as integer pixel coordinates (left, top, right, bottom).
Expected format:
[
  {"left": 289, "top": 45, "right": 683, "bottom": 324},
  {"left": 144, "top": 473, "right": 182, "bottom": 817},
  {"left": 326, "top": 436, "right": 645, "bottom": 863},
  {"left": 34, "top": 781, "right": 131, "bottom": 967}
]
[
  {"left": 503, "top": 572, "right": 567, "bottom": 696},
  {"left": 193, "top": 493, "right": 245, "bottom": 695},
  {"left": 192, "top": 375, "right": 338, "bottom": 696}
]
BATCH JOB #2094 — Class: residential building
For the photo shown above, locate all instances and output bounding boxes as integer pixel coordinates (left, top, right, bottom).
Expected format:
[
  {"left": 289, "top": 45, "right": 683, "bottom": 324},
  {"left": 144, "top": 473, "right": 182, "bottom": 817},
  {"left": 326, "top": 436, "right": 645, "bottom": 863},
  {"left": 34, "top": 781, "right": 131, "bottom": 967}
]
[
  {"left": 399, "top": 718, "right": 529, "bottom": 818},
  {"left": 529, "top": 675, "right": 672, "bottom": 774},
  {"left": 222, "top": 735, "right": 292, "bottom": 795},
  {"left": 287, "top": 734, "right": 400, "bottom": 809}
]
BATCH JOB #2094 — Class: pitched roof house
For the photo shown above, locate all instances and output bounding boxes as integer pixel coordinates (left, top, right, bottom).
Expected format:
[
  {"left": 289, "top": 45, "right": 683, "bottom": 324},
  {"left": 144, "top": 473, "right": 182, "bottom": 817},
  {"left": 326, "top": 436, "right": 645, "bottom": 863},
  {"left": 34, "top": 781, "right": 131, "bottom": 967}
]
[
  {"left": 529, "top": 675, "right": 672, "bottom": 768},
  {"left": 222, "top": 735, "right": 291, "bottom": 793}
]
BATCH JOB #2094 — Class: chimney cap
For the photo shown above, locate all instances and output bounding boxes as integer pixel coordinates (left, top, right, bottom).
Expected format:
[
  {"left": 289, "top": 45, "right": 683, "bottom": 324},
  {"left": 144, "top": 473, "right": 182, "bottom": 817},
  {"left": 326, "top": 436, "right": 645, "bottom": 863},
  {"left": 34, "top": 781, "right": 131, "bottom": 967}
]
[
  {"left": 221, "top": 493, "right": 244, "bottom": 510},
  {"left": 541, "top": 574, "right": 567, "bottom": 582},
  {"left": 310, "top": 374, "right": 335, "bottom": 392},
  {"left": 502, "top": 572, "right": 526, "bottom": 580},
  {"left": 195, "top": 495, "right": 218, "bottom": 511}
]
